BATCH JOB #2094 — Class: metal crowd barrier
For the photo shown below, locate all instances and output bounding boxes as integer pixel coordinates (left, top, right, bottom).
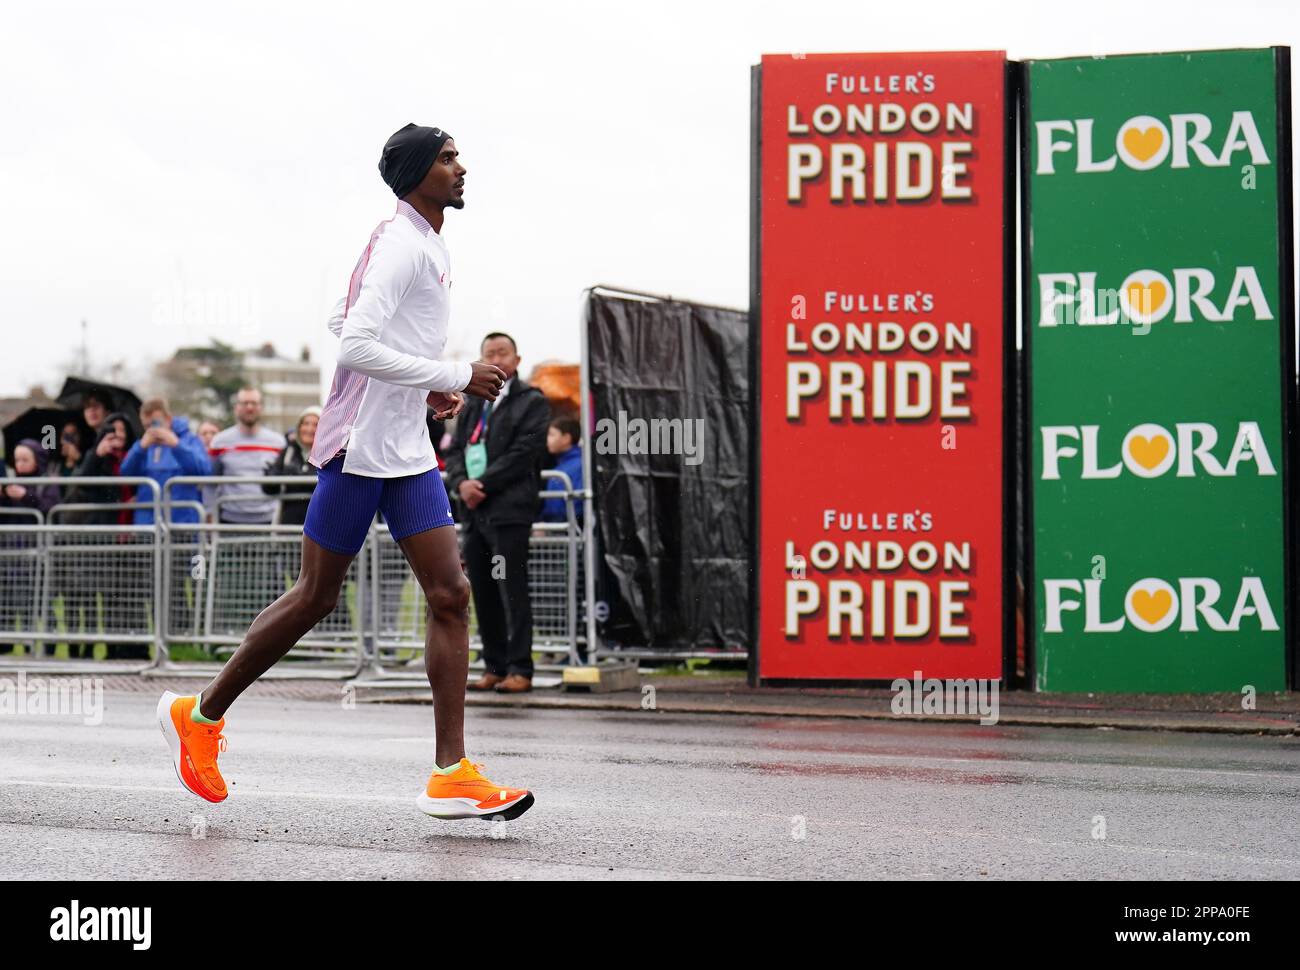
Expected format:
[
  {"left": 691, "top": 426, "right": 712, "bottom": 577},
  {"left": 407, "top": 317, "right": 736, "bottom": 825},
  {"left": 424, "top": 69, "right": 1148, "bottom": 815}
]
[
  {"left": 0, "top": 477, "right": 163, "bottom": 673},
  {"left": 364, "top": 469, "right": 584, "bottom": 681},
  {"left": 0, "top": 472, "right": 592, "bottom": 681}
]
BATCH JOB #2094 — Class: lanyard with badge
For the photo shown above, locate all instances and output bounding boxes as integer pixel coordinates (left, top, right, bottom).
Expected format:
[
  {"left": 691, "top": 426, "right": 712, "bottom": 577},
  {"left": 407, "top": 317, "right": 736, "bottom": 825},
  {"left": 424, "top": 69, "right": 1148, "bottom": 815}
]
[{"left": 465, "top": 400, "right": 490, "bottom": 479}]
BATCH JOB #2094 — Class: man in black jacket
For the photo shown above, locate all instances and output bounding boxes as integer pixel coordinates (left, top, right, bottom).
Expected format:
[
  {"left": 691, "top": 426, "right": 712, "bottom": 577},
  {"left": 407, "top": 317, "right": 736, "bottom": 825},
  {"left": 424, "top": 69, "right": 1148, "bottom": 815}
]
[{"left": 444, "top": 333, "right": 550, "bottom": 692}]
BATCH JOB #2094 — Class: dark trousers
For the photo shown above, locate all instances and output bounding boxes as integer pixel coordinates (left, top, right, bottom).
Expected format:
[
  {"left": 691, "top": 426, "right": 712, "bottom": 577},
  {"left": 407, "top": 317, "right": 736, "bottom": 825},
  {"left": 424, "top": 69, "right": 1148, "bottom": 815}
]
[{"left": 462, "top": 520, "right": 533, "bottom": 678}]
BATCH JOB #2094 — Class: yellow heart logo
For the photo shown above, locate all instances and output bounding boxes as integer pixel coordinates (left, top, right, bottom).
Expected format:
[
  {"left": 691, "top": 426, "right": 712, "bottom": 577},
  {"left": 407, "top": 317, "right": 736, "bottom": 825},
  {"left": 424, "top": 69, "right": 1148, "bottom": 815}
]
[
  {"left": 1128, "top": 434, "right": 1170, "bottom": 469},
  {"left": 1126, "top": 280, "right": 1167, "bottom": 318},
  {"left": 1123, "top": 126, "right": 1164, "bottom": 162},
  {"left": 1132, "top": 589, "right": 1173, "bottom": 625}
]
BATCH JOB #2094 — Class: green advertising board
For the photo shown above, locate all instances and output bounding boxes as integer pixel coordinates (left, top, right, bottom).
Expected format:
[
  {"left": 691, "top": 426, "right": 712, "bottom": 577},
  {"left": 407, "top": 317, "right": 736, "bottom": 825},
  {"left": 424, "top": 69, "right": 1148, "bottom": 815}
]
[{"left": 1023, "top": 48, "right": 1294, "bottom": 692}]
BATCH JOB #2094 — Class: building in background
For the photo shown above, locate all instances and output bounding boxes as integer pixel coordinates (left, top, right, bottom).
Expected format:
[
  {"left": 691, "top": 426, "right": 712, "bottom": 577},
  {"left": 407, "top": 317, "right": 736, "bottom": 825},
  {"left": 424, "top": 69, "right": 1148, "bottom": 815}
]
[
  {"left": 155, "top": 342, "right": 320, "bottom": 431},
  {"left": 239, "top": 343, "right": 320, "bottom": 434}
]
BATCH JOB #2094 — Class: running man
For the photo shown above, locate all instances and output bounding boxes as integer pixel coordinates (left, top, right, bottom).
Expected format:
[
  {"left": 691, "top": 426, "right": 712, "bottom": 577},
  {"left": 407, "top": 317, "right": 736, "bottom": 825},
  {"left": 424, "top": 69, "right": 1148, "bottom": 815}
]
[{"left": 158, "top": 123, "right": 534, "bottom": 821}]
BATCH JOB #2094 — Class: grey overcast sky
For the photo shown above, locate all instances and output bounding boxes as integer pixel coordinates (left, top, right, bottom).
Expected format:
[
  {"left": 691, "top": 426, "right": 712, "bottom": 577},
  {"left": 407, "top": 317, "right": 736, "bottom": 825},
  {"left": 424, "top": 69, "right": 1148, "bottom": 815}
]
[{"left": 2, "top": 0, "right": 1297, "bottom": 401}]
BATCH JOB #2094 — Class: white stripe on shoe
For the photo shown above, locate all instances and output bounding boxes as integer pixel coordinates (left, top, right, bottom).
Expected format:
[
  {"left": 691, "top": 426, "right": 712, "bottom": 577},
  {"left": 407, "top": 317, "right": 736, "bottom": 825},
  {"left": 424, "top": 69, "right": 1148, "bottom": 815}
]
[{"left": 416, "top": 790, "right": 534, "bottom": 821}]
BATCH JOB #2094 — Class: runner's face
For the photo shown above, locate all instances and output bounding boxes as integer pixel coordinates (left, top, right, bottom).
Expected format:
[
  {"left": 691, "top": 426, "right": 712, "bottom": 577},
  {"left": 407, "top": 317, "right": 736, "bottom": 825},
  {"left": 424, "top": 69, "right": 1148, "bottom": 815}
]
[{"left": 415, "top": 139, "right": 466, "bottom": 210}]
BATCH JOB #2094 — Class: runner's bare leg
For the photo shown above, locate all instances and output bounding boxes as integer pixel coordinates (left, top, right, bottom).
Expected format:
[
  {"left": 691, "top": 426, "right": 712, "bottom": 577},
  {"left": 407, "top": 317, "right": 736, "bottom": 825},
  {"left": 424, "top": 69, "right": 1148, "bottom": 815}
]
[
  {"left": 397, "top": 525, "right": 470, "bottom": 767},
  {"left": 197, "top": 535, "right": 355, "bottom": 719}
]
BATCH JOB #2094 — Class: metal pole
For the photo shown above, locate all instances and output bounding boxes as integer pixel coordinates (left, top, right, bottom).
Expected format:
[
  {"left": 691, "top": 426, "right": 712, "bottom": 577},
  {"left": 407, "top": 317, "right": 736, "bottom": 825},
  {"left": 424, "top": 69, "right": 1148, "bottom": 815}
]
[
  {"left": 150, "top": 477, "right": 166, "bottom": 670},
  {"left": 366, "top": 520, "right": 385, "bottom": 677},
  {"left": 579, "top": 291, "right": 600, "bottom": 664},
  {"left": 544, "top": 469, "right": 579, "bottom": 665},
  {"left": 34, "top": 508, "right": 49, "bottom": 658}
]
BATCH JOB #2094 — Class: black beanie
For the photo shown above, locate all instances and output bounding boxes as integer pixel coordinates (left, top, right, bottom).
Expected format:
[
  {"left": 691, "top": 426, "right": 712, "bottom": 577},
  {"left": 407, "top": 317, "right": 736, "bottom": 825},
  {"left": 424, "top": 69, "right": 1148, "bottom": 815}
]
[{"left": 378, "top": 123, "right": 451, "bottom": 199}]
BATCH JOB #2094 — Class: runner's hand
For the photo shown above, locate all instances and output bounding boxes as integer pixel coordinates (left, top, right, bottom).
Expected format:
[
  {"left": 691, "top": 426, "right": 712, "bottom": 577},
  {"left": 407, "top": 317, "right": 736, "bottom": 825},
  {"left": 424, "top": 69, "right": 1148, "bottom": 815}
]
[
  {"left": 465, "top": 361, "right": 507, "bottom": 401},
  {"left": 426, "top": 391, "right": 465, "bottom": 420}
]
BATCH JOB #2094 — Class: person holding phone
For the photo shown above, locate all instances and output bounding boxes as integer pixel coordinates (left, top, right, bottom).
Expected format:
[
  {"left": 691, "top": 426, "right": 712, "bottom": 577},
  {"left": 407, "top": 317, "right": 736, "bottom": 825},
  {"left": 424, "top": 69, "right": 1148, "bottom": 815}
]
[{"left": 119, "top": 398, "right": 212, "bottom": 527}]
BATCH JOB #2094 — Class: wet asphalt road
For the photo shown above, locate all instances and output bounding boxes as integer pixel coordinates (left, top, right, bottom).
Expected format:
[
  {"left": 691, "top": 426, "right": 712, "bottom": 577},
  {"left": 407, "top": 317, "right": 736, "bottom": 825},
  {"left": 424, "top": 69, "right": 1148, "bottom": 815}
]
[{"left": 1, "top": 691, "right": 1298, "bottom": 880}]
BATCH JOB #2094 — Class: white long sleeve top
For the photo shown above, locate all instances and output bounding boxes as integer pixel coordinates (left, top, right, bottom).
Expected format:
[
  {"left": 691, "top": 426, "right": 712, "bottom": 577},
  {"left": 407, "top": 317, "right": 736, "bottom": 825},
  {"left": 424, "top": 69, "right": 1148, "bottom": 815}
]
[{"left": 309, "top": 200, "right": 473, "bottom": 477}]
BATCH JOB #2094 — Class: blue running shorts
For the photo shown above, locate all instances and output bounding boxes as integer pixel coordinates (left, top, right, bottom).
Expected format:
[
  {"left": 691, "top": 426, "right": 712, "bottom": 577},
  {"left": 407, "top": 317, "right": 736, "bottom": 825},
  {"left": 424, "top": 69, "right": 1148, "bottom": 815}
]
[{"left": 303, "top": 452, "right": 455, "bottom": 556}]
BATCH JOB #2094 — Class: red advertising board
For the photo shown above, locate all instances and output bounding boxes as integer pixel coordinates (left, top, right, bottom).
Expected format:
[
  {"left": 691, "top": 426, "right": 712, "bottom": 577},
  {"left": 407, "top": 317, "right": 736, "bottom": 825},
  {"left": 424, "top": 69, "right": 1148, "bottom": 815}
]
[{"left": 753, "top": 51, "right": 1008, "bottom": 681}]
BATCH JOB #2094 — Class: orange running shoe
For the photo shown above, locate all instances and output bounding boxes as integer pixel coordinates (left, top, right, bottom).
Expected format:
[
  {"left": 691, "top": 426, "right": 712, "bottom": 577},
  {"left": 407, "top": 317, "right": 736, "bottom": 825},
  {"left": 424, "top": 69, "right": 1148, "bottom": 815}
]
[
  {"left": 416, "top": 758, "right": 534, "bottom": 821},
  {"left": 156, "top": 691, "right": 229, "bottom": 803}
]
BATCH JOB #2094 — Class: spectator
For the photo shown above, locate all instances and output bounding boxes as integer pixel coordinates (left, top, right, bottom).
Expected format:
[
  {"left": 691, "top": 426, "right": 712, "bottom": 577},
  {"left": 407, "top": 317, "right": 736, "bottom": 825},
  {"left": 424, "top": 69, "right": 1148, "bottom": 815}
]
[
  {"left": 81, "top": 390, "right": 111, "bottom": 441},
  {"left": 261, "top": 405, "right": 320, "bottom": 526},
  {"left": 207, "top": 389, "right": 284, "bottom": 635},
  {"left": 539, "top": 416, "right": 583, "bottom": 525},
  {"left": 2, "top": 439, "right": 59, "bottom": 518},
  {"left": 62, "top": 411, "right": 141, "bottom": 659},
  {"left": 195, "top": 420, "right": 222, "bottom": 520},
  {"left": 65, "top": 411, "right": 137, "bottom": 526},
  {"left": 119, "top": 398, "right": 212, "bottom": 525},
  {"left": 257, "top": 405, "right": 322, "bottom": 613},
  {"left": 55, "top": 421, "right": 83, "bottom": 481},
  {"left": 207, "top": 388, "right": 283, "bottom": 525},
  {"left": 116, "top": 399, "right": 211, "bottom": 647},
  {"left": 444, "top": 332, "right": 550, "bottom": 694},
  {"left": 196, "top": 420, "right": 221, "bottom": 451},
  {"left": 0, "top": 440, "right": 60, "bottom": 654},
  {"left": 48, "top": 423, "right": 86, "bottom": 649}
]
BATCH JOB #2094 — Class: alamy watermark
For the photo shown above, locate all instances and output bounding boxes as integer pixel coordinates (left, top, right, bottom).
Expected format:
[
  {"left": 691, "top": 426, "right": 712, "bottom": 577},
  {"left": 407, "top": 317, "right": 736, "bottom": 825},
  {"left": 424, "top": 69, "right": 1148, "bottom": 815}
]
[
  {"left": 0, "top": 672, "right": 104, "bottom": 725},
  {"left": 152, "top": 285, "right": 260, "bottom": 339},
  {"left": 890, "top": 670, "right": 999, "bottom": 725},
  {"left": 50, "top": 900, "right": 150, "bottom": 950},
  {"left": 592, "top": 410, "right": 706, "bottom": 466},
  {"left": 1046, "top": 286, "right": 1157, "bottom": 335}
]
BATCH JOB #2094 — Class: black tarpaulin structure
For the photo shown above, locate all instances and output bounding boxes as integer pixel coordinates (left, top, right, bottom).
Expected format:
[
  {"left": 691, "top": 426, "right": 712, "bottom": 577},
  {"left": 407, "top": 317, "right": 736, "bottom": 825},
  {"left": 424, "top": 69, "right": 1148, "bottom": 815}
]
[{"left": 582, "top": 286, "right": 751, "bottom": 654}]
